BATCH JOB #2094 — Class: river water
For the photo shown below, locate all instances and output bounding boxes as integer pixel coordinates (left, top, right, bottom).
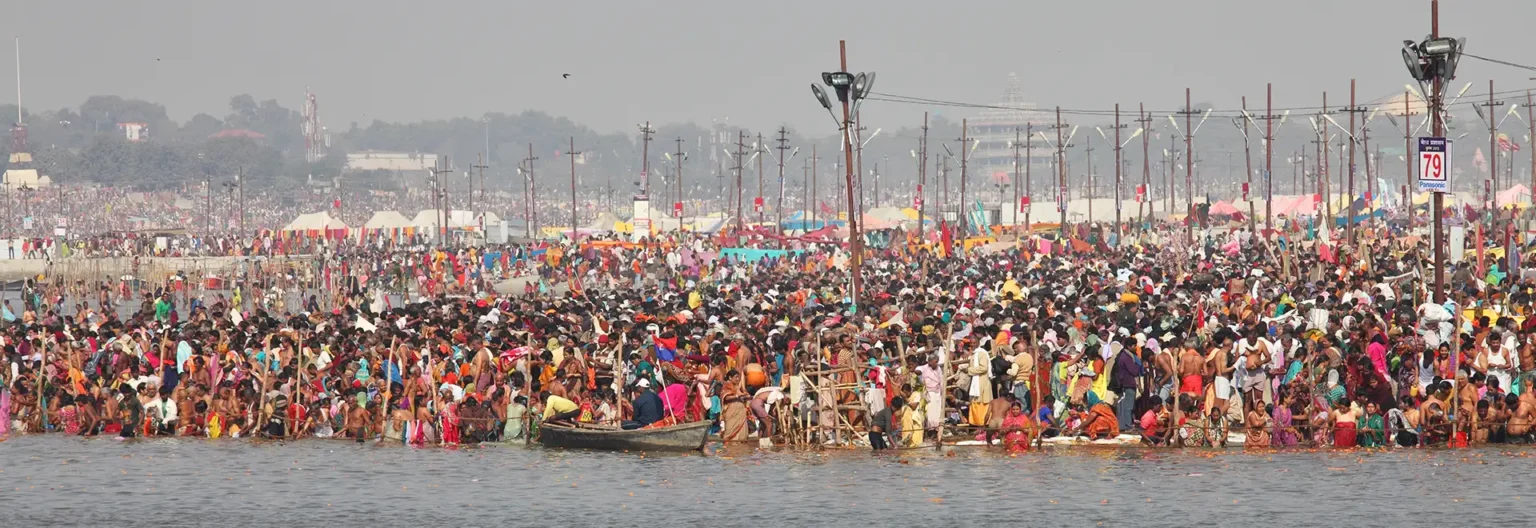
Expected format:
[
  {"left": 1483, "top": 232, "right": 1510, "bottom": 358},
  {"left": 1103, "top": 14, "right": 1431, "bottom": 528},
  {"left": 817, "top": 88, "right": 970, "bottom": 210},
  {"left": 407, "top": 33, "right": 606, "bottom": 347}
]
[{"left": 2, "top": 436, "right": 1534, "bottom": 527}]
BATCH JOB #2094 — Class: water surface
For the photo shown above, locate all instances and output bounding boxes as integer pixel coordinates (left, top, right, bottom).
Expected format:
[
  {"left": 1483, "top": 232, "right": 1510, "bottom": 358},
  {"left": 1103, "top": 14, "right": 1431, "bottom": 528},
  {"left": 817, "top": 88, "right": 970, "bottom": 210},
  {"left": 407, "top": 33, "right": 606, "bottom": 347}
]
[{"left": 2, "top": 436, "right": 1532, "bottom": 527}]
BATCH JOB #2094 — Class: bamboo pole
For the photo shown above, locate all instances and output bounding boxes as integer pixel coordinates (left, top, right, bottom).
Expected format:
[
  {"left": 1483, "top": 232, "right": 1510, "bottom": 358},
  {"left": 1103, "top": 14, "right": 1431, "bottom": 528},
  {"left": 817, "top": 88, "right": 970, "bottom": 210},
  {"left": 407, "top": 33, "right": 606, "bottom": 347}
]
[{"left": 937, "top": 323, "right": 952, "bottom": 450}]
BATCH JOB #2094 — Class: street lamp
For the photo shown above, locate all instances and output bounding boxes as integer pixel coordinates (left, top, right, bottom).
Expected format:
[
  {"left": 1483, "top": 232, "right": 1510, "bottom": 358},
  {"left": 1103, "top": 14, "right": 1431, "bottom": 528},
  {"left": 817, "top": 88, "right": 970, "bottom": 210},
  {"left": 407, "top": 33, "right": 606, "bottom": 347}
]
[
  {"left": 1400, "top": 2, "right": 1464, "bottom": 306},
  {"left": 810, "top": 41, "right": 875, "bottom": 311}
]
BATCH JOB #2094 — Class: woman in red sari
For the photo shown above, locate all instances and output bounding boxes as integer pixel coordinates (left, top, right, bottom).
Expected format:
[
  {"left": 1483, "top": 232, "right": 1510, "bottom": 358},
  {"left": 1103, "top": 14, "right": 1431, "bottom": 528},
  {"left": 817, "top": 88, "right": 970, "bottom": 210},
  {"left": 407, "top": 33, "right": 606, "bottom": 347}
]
[
  {"left": 999, "top": 401, "right": 1034, "bottom": 452},
  {"left": 1330, "top": 400, "right": 1357, "bottom": 448}
]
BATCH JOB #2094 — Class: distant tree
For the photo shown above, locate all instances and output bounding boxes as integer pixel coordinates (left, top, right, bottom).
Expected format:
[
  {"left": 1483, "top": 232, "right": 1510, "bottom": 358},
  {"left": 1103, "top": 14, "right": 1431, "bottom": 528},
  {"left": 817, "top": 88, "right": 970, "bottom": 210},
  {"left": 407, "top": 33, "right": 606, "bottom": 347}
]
[{"left": 177, "top": 113, "right": 225, "bottom": 142}]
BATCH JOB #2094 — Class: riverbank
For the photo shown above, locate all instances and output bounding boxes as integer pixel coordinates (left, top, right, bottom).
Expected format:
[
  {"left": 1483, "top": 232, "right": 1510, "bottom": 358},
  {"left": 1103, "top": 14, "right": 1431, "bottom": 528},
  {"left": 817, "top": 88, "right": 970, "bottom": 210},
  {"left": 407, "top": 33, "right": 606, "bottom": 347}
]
[{"left": 0, "top": 255, "right": 315, "bottom": 281}]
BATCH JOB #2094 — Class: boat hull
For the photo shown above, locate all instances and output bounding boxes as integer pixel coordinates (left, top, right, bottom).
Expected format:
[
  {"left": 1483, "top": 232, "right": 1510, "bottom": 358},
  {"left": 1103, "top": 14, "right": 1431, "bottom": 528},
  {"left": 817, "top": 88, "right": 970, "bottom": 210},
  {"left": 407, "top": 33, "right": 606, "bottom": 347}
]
[{"left": 538, "top": 421, "right": 712, "bottom": 452}]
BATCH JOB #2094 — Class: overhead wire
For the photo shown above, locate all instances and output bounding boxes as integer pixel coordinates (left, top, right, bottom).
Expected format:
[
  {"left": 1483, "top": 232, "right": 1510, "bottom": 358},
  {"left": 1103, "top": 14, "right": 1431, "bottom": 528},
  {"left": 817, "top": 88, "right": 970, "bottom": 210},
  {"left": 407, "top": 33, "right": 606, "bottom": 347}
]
[{"left": 867, "top": 85, "right": 1536, "bottom": 121}]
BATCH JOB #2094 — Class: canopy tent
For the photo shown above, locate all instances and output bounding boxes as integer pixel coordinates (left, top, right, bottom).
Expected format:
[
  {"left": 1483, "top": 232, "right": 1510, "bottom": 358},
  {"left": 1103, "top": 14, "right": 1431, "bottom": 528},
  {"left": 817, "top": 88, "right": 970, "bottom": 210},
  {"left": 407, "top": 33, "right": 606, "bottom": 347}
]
[
  {"left": 585, "top": 212, "right": 622, "bottom": 232},
  {"left": 283, "top": 211, "right": 348, "bottom": 231},
  {"left": 363, "top": 210, "right": 413, "bottom": 229},
  {"left": 1497, "top": 184, "right": 1532, "bottom": 208},
  {"left": 411, "top": 209, "right": 501, "bottom": 230},
  {"left": 1270, "top": 194, "right": 1319, "bottom": 218},
  {"left": 865, "top": 206, "right": 912, "bottom": 225},
  {"left": 1207, "top": 200, "right": 1242, "bottom": 216},
  {"left": 780, "top": 210, "right": 844, "bottom": 231},
  {"left": 860, "top": 214, "right": 897, "bottom": 231}
]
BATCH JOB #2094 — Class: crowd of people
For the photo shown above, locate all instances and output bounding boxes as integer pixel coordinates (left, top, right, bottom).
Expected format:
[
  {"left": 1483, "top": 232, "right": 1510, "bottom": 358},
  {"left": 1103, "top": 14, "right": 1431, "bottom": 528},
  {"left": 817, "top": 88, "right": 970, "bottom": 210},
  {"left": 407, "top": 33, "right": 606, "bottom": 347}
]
[{"left": 1, "top": 212, "right": 1534, "bottom": 455}]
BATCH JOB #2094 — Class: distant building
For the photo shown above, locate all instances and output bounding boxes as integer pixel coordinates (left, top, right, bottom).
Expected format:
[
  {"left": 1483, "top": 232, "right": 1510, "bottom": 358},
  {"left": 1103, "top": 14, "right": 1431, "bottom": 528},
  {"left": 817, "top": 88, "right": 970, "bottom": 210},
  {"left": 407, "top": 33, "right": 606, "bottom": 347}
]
[
  {"left": 345, "top": 151, "right": 439, "bottom": 173},
  {"left": 4, "top": 125, "right": 49, "bottom": 190},
  {"left": 967, "top": 73, "right": 1054, "bottom": 204},
  {"left": 117, "top": 122, "right": 149, "bottom": 142}
]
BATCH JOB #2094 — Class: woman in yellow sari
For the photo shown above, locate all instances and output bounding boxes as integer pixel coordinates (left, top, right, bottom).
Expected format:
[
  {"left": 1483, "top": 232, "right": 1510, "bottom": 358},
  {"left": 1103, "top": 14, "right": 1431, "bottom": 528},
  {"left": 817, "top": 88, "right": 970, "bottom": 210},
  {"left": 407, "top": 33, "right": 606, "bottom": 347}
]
[{"left": 719, "top": 370, "right": 750, "bottom": 441}]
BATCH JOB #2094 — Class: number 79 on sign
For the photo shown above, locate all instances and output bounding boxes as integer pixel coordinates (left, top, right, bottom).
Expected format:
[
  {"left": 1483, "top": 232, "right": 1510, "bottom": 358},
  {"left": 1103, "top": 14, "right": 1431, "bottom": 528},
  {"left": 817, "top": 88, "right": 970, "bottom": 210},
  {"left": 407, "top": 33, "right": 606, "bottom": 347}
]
[{"left": 1417, "top": 137, "right": 1450, "bottom": 193}]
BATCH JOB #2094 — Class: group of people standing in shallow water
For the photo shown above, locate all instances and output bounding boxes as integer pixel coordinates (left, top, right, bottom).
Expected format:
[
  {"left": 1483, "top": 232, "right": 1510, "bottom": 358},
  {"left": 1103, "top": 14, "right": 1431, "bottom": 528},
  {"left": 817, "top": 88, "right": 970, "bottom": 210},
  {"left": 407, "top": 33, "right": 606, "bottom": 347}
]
[{"left": 4, "top": 220, "right": 1536, "bottom": 454}]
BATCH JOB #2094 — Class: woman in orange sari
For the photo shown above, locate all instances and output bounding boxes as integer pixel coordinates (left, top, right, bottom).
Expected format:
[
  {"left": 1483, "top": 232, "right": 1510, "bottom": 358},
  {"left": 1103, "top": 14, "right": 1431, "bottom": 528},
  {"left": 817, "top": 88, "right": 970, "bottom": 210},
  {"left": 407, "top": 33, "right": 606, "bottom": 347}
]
[{"left": 1081, "top": 394, "right": 1120, "bottom": 440}]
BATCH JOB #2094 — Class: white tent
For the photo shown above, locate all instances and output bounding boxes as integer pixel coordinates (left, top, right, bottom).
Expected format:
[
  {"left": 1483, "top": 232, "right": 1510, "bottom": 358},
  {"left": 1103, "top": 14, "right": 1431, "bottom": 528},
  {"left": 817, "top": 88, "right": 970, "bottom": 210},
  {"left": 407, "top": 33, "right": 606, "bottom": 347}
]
[
  {"left": 585, "top": 212, "right": 622, "bottom": 232},
  {"left": 283, "top": 211, "right": 348, "bottom": 231},
  {"left": 363, "top": 210, "right": 413, "bottom": 229},
  {"left": 413, "top": 209, "right": 503, "bottom": 229}
]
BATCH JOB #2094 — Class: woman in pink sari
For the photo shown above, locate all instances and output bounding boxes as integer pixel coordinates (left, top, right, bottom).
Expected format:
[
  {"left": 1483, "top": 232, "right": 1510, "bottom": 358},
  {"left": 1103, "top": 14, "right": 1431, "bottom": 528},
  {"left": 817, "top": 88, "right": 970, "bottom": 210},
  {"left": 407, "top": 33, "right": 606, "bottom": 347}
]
[
  {"left": 0, "top": 387, "right": 11, "bottom": 439},
  {"left": 660, "top": 383, "right": 689, "bottom": 423},
  {"left": 999, "top": 401, "right": 1033, "bottom": 452}
]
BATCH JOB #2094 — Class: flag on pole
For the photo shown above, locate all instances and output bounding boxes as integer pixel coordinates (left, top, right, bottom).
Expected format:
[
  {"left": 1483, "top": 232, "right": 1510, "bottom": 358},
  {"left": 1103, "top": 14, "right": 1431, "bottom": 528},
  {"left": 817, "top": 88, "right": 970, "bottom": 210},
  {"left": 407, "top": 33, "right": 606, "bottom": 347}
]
[{"left": 654, "top": 335, "right": 678, "bottom": 362}]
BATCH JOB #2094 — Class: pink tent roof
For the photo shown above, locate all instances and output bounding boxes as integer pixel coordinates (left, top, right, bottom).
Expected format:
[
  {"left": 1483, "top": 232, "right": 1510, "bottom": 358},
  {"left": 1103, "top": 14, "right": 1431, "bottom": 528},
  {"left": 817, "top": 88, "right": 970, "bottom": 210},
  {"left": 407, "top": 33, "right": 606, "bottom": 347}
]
[
  {"left": 1496, "top": 184, "right": 1530, "bottom": 207},
  {"left": 860, "top": 214, "right": 896, "bottom": 230},
  {"left": 1271, "top": 195, "right": 1318, "bottom": 217},
  {"left": 1208, "top": 200, "right": 1241, "bottom": 216}
]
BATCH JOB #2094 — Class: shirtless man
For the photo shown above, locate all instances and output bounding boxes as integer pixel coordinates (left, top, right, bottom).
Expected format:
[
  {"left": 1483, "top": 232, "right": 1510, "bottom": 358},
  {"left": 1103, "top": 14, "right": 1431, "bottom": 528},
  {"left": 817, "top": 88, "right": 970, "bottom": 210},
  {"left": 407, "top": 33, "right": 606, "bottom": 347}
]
[
  {"left": 345, "top": 396, "right": 371, "bottom": 442},
  {"left": 1458, "top": 373, "right": 1483, "bottom": 427},
  {"left": 1178, "top": 339, "right": 1204, "bottom": 397},
  {"left": 1240, "top": 327, "right": 1272, "bottom": 406},
  {"left": 1206, "top": 335, "right": 1235, "bottom": 418},
  {"left": 1420, "top": 381, "right": 1452, "bottom": 445},
  {"left": 1152, "top": 340, "right": 1176, "bottom": 400},
  {"left": 1510, "top": 377, "right": 1536, "bottom": 441}
]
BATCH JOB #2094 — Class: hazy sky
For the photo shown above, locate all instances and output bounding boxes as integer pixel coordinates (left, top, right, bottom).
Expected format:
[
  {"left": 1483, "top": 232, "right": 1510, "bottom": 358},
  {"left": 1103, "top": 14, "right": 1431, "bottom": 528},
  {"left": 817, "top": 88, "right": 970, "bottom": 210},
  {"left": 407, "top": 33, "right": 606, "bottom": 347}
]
[{"left": 9, "top": 0, "right": 1536, "bottom": 134}]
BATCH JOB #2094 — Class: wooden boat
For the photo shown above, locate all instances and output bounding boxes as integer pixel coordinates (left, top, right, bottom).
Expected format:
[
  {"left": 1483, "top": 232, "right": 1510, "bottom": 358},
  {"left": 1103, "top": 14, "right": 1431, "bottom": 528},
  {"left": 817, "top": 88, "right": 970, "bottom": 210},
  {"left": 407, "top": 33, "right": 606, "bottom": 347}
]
[{"left": 537, "top": 421, "right": 713, "bottom": 452}]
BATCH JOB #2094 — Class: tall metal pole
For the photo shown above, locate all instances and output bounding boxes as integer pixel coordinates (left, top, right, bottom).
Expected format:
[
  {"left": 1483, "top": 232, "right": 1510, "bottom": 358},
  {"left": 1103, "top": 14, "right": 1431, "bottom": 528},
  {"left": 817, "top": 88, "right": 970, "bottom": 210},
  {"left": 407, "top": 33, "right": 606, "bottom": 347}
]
[
  {"left": 958, "top": 118, "right": 970, "bottom": 239},
  {"left": 775, "top": 127, "right": 789, "bottom": 235},
  {"left": 735, "top": 130, "right": 747, "bottom": 233},
  {"left": 639, "top": 122, "right": 654, "bottom": 198},
  {"left": 836, "top": 41, "right": 862, "bottom": 308},
  {"left": 1527, "top": 89, "right": 1535, "bottom": 196},
  {"left": 1347, "top": 79, "right": 1360, "bottom": 243},
  {"left": 918, "top": 112, "right": 928, "bottom": 243},
  {"left": 1085, "top": 133, "right": 1095, "bottom": 226},
  {"left": 1320, "top": 92, "right": 1333, "bottom": 227},
  {"left": 1485, "top": 80, "right": 1500, "bottom": 229},
  {"left": 1024, "top": 122, "right": 1033, "bottom": 235},
  {"left": 1431, "top": 0, "right": 1446, "bottom": 305},
  {"left": 238, "top": 167, "right": 245, "bottom": 236},
  {"left": 1138, "top": 104, "right": 1152, "bottom": 228},
  {"left": 810, "top": 145, "right": 818, "bottom": 227},
  {"left": 674, "top": 138, "right": 686, "bottom": 222},
  {"left": 1406, "top": 91, "right": 1415, "bottom": 217},
  {"left": 569, "top": 137, "right": 581, "bottom": 240},
  {"left": 526, "top": 143, "right": 537, "bottom": 238},
  {"left": 1265, "top": 84, "right": 1274, "bottom": 235},
  {"left": 472, "top": 154, "right": 488, "bottom": 232},
  {"left": 1056, "top": 106, "right": 1067, "bottom": 231},
  {"left": 1241, "top": 96, "right": 1256, "bottom": 234},
  {"left": 757, "top": 132, "right": 766, "bottom": 226},
  {"left": 1184, "top": 88, "right": 1194, "bottom": 243},
  {"left": 855, "top": 117, "right": 866, "bottom": 221},
  {"left": 1114, "top": 104, "right": 1123, "bottom": 234},
  {"left": 1013, "top": 127, "right": 1022, "bottom": 237}
]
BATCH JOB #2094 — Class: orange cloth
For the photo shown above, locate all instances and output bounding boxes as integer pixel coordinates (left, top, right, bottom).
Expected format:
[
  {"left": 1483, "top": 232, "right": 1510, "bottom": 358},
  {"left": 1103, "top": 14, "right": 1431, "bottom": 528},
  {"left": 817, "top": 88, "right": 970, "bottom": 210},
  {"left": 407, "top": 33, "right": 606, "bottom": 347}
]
[{"left": 1082, "top": 403, "right": 1120, "bottom": 439}]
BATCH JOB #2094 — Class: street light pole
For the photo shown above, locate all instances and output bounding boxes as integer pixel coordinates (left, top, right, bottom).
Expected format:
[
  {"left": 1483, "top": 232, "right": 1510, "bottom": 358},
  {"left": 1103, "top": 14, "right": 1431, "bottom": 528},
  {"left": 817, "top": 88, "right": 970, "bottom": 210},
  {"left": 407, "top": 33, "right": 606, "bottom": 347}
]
[
  {"left": 808, "top": 42, "right": 875, "bottom": 308},
  {"left": 837, "top": 42, "right": 862, "bottom": 308}
]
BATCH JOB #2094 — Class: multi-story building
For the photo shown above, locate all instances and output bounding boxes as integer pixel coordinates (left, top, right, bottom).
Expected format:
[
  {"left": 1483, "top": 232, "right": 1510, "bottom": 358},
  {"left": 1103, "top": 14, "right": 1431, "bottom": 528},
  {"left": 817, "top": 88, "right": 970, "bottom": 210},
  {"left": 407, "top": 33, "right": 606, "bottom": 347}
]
[{"left": 967, "top": 73, "right": 1054, "bottom": 209}]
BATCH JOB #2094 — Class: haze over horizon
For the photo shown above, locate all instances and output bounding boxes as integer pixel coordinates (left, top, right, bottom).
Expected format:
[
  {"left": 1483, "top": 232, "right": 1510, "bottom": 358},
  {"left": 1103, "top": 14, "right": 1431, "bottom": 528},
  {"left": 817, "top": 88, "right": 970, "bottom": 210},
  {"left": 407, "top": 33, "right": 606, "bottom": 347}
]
[{"left": 8, "top": 0, "right": 1536, "bottom": 134}]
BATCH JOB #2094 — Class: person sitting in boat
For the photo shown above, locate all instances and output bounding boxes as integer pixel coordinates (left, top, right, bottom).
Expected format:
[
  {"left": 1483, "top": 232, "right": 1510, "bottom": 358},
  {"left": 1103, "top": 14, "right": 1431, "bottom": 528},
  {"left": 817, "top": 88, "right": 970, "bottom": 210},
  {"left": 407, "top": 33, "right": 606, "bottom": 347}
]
[
  {"left": 623, "top": 379, "right": 663, "bottom": 430},
  {"left": 540, "top": 391, "right": 580, "bottom": 426}
]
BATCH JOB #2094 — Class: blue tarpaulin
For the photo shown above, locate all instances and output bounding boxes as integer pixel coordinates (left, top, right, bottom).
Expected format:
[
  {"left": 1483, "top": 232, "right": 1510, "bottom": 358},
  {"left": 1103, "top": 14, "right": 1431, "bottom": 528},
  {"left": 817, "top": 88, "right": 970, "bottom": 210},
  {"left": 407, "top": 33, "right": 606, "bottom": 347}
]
[{"left": 718, "top": 248, "right": 805, "bottom": 263}]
